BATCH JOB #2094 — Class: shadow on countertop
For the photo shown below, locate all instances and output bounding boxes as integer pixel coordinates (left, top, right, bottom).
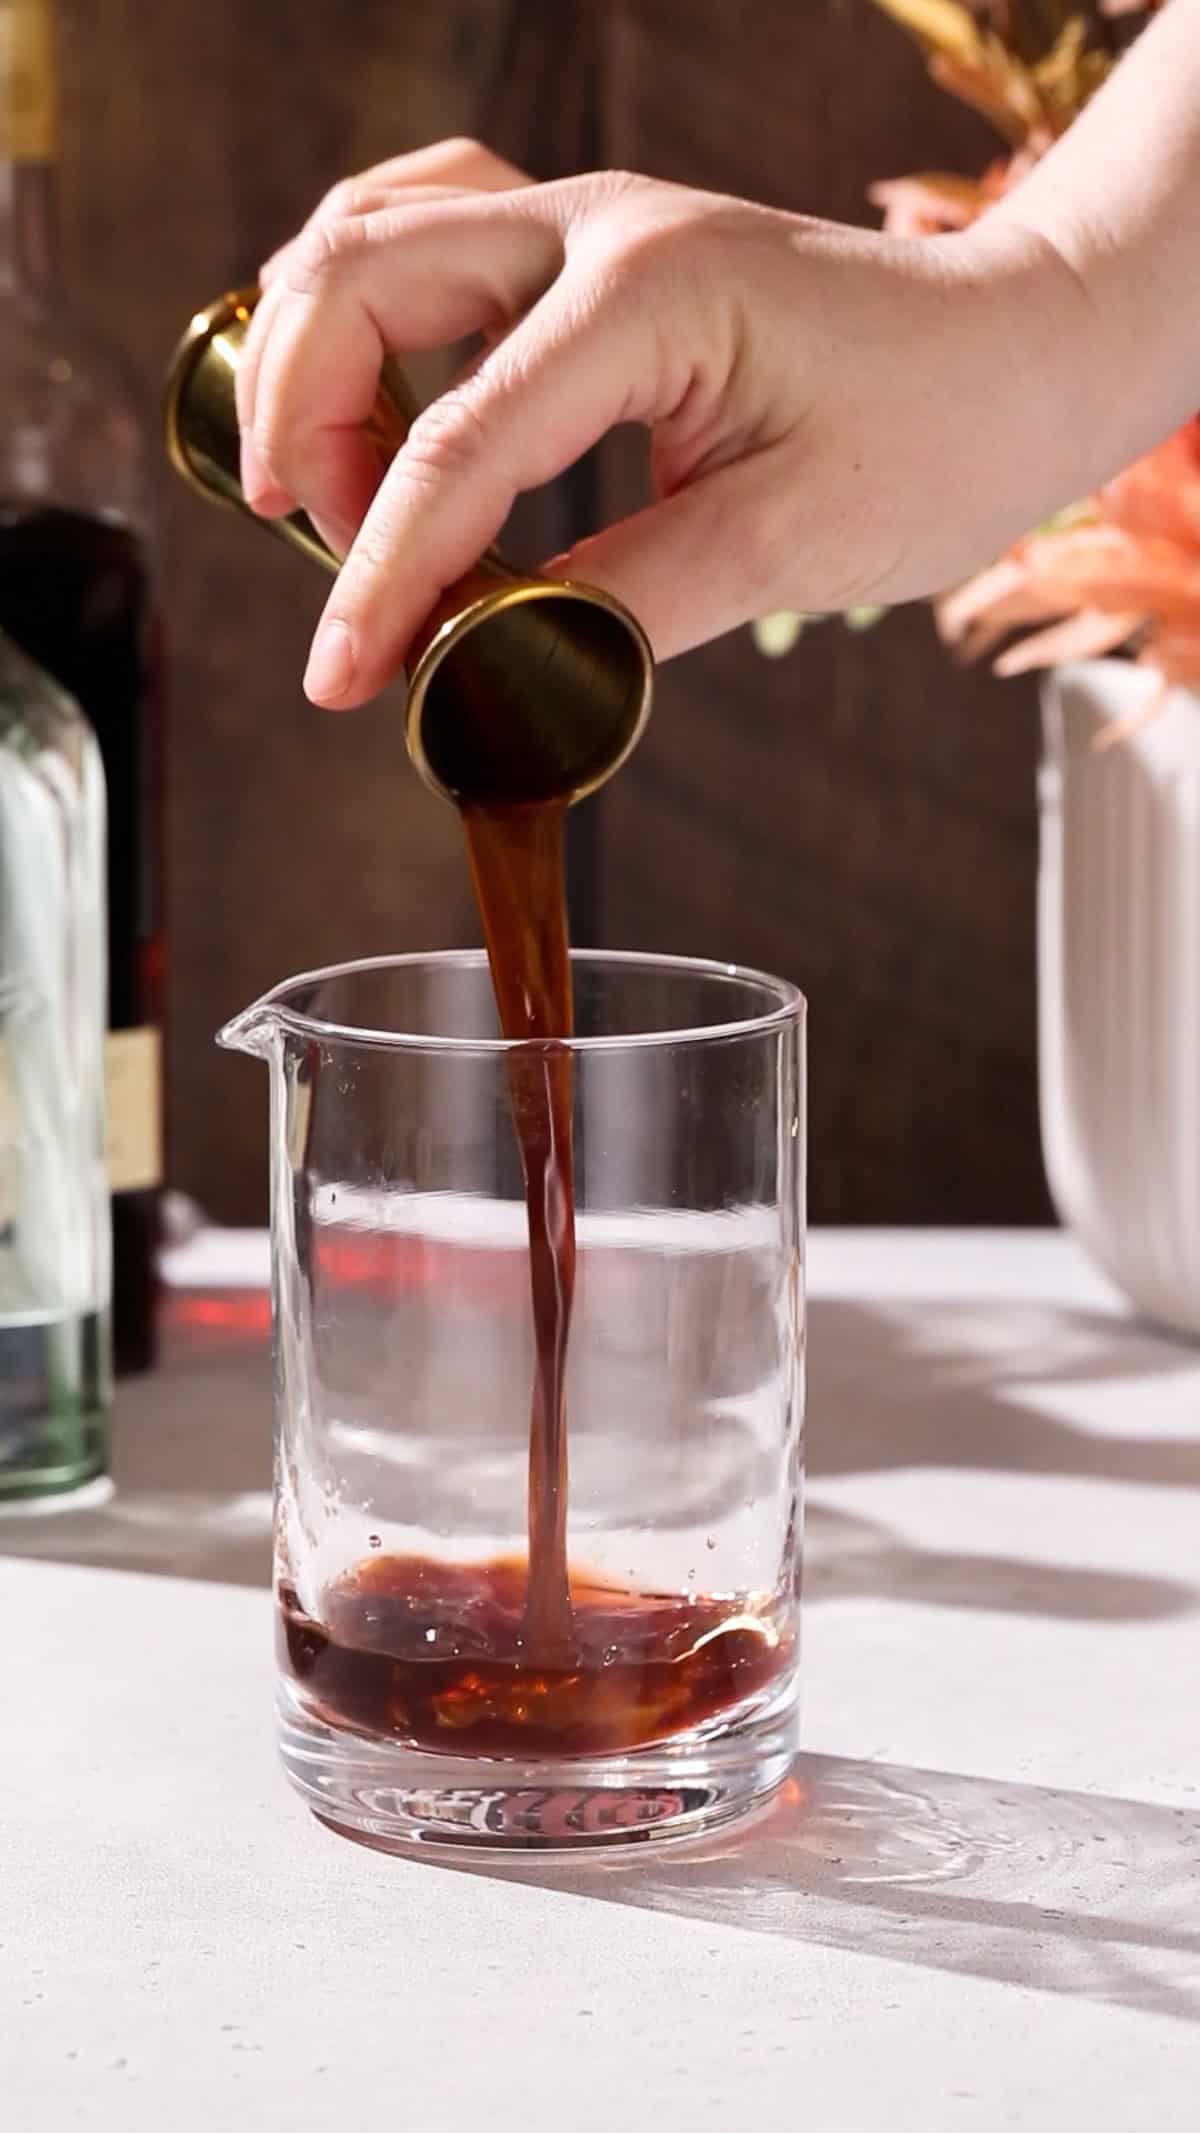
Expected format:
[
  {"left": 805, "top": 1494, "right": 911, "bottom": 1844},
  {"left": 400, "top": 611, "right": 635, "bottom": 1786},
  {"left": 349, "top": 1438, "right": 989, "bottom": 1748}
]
[
  {"left": 4, "top": 1271, "right": 1193, "bottom": 1621},
  {"left": 806, "top": 1295, "right": 1200, "bottom": 1490},
  {"left": 8, "top": 1284, "right": 1198, "bottom": 2022},
  {"left": 400, "top": 1751, "right": 1200, "bottom": 2024},
  {"left": 1, "top": 1290, "right": 1196, "bottom": 1627}
]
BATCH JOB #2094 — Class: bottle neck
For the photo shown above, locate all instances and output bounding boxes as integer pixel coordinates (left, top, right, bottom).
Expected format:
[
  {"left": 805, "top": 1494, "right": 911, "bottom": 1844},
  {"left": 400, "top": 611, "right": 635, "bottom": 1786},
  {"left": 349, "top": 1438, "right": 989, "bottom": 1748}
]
[{"left": 0, "top": 0, "right": 61, "bottom": 304}]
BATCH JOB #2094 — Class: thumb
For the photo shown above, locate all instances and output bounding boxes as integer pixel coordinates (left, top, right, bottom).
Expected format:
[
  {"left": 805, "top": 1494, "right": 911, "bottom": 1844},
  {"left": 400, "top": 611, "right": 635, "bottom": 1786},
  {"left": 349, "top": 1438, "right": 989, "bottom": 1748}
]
[{"left": 551, "top": 451, "right": 791, "bottom": 664}]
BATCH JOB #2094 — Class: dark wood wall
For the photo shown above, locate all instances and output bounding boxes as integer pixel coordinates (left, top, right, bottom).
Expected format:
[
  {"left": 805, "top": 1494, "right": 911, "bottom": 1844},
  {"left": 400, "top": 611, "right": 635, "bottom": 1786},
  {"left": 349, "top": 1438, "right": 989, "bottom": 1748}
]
[{"left": 55, "top": 0, "right": 1053, "bottom": 1226}]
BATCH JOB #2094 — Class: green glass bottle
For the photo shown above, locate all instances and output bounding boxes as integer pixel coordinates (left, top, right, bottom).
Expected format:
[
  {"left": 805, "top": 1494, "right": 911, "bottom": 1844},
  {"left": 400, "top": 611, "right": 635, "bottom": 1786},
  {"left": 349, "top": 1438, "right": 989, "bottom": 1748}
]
[{"left": 0, "top": 626, "right": 109, "bottom": 1502}]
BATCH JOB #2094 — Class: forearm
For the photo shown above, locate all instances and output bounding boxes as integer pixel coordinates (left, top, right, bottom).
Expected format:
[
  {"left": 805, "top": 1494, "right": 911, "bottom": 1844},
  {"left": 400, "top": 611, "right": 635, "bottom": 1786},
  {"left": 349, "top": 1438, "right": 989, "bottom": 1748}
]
[{"left": 980, "top": 0, "right": 1200, "bottom": 485}]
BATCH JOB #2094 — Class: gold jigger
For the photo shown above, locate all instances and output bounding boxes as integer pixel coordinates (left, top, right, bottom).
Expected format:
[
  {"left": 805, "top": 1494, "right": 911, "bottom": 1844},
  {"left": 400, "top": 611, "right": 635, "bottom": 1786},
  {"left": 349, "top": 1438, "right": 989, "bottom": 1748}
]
[{"left": 163, "top": 289, "right": 653, "bottom": 808}]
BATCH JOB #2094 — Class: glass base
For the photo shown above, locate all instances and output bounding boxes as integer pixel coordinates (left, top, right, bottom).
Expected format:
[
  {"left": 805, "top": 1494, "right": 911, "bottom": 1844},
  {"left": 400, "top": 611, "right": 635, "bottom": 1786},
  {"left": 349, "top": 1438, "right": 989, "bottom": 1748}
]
[
  {"left": 0, "top": 1471, "right": 114, "bottom": 1518},
  {"left": 278, "top": 1674, "right": 798, "bottom": 1853},
  {"left": 0, "top": 1305, "right": 110, "bottom": 1505}
]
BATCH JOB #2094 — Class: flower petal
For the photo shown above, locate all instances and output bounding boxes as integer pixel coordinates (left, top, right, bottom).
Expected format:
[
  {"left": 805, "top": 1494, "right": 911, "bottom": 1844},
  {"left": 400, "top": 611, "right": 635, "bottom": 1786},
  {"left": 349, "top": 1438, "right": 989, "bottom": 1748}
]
[
  {"left": 992, "top": 609, "right": 1142, "bottom": 676},
  {"left": 869, "top": 172, "right": 987, "bottom": 234},
  {"left": 870, "top": 0, "right": 983, "bottom": 62},
  {"left": 937, "top": 558, "right": 1057, "bottom": 653},
  {"left": 1020, "top": 527, "right": 1200, "bottom": 620},
  {"left": 1101, "top": 421, "right": 1200, "bottom": 552},
  {"left": 1142, "top": 625, "right": 1200, "bottom": 692}
]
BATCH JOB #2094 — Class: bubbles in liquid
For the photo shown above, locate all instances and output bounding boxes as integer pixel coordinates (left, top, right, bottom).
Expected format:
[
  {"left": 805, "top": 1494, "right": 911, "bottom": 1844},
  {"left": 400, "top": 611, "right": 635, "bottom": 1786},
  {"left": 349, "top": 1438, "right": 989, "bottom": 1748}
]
[{"left": 278, "top": 1560, "right": 794, "bottom": 1759}]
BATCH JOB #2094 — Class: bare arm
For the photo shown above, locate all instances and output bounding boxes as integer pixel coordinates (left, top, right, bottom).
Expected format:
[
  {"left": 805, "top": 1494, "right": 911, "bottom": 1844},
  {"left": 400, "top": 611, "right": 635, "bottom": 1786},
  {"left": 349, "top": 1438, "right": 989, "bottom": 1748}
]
[{"left": 981, "top": 0, "right": 1200, "bottom": 485}]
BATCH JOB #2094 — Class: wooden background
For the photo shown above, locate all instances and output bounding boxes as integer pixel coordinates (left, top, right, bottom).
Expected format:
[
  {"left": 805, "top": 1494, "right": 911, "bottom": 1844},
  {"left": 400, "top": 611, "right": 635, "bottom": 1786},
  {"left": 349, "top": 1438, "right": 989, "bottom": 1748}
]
[{"left": 55, "top": 0, "right": 1058, "bottom": 1225}]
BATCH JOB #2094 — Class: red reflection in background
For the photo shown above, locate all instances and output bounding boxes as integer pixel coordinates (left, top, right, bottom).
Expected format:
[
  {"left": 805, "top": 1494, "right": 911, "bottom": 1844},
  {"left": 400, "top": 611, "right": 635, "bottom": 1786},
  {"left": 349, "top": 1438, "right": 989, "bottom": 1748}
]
[
  {"left": 315, "top": 1235, "right": 425, "bottom": 1290},
  {"left": 169, "top": 1291, "right": 272, "bottom": 1338},
  {"left": 168, "top": 1227, "right": 543, "bottom": 1342},
  {"left": 170, "top": 1232, "right": 661, "bottom": 1334},
  {"left": 314, "top": 1232, "right": 526, "bottom": 1302}
]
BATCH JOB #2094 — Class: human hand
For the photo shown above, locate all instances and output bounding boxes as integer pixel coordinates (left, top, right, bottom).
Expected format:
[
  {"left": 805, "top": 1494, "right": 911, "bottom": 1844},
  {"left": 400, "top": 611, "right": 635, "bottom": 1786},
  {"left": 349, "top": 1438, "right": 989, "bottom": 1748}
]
[{"left": 237, "top": 136, "right": 1084, "bottom": 707}]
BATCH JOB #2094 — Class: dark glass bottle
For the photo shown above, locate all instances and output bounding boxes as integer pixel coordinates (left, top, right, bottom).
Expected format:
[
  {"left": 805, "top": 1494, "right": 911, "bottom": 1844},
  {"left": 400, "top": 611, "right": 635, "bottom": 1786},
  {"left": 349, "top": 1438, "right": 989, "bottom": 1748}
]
[{"left": 0, "top": 0, "right": 164, "bottom": 1372}]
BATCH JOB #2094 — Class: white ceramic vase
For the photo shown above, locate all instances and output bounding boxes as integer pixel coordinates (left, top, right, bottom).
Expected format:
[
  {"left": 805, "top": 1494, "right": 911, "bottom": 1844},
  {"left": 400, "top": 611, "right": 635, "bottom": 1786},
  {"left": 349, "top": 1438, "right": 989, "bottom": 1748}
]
[{"left": 1039, "top": 660, "right": 1200, "bottom": 1337}]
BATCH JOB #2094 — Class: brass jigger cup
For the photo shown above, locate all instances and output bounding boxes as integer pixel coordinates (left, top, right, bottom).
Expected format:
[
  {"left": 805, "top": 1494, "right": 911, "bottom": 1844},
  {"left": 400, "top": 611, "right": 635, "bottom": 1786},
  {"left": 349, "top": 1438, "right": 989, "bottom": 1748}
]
[{"left": 163, "top": 289, "right": 654, "bottom": 809}]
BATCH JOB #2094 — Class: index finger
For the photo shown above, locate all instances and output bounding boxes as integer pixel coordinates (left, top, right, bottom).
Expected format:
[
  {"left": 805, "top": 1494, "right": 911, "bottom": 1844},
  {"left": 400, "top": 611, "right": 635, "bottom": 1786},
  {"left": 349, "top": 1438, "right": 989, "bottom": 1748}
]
[
  {"left": 258, "top": 139, "right": 534, "bottom": 288},
  {"left": 247, "top": 194, "right": 563, "bottom": 556},
  {"left": 238, "top": 140, "right": 534, "bottom": 517},
  {"left": 302, "top": 262, "right": 656, "bottom": 707}
]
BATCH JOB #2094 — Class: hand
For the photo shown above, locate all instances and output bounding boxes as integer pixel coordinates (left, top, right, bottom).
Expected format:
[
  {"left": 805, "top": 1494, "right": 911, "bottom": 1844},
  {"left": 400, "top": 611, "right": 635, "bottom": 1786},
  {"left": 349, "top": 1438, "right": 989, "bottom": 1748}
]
[{"left": 238, "top": 137, "right": 1085, "bottom": 708}]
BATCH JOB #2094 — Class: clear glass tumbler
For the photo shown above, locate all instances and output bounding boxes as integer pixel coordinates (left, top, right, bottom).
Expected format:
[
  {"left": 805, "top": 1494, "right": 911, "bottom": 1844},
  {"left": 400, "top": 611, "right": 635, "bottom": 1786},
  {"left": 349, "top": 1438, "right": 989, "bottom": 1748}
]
[{"left": 222, "top": 950, "right": 805, "bottom": 1851}]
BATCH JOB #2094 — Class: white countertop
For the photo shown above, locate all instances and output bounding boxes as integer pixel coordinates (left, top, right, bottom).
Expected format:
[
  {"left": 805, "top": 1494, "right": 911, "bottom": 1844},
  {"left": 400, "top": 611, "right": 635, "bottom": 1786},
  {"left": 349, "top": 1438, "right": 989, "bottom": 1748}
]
[{"left": 3, "top": 1229, "right": 1198, "bottom": 2130}]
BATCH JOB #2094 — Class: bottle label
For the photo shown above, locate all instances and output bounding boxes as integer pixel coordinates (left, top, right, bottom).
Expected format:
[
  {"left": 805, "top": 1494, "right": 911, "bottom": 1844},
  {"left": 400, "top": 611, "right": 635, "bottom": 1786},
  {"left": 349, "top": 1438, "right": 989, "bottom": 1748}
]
[
  {"left": 0, "top": 1, "right": 57, "bottom": 162},
  {"left": 105, "top": 1027, "right": 162, "bottom": 1194}
]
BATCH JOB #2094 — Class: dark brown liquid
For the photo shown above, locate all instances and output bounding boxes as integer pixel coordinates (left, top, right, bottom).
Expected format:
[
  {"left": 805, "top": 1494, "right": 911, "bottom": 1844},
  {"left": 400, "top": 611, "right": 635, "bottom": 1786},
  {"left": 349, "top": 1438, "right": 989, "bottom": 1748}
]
[
  {"left": 279, "top": 1557, "right": 792, "bottom": 1759},
  {"left": 0, "top": 504, "right": 164, "bottom": 1374},
  {"left": 286, "top": 750, "right": 789, "bottom": 1753},
  {"left": 462, "top": 799, "right": 576, "bottom": 1661}
]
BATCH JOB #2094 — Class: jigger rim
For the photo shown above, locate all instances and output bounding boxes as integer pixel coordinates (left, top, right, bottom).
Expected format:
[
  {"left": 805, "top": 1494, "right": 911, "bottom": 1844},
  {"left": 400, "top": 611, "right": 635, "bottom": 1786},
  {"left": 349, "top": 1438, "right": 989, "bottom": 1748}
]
[{"left": 404, "top": 576, "right": 654, "bottom": 808}]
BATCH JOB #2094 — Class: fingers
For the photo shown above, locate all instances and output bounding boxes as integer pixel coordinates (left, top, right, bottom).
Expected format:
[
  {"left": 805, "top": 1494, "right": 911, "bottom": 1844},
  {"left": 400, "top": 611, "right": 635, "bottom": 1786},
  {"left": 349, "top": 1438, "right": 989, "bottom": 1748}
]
[
  {"left": 243, "top": 193, "right": 565, "bottom": 560},
  {"left": 239, "top": 186, "right": 482, "bottom": 524},
  {"left": 258, "top": 138, "right": 533, "bottom": 288},
  {"left": 235, "top": 273, "right": 295, "bottom": 515},
  {"left": 306, "top": 137, "right": 532, "bottom": 219},
  {"left": 301, "top": 267, "right": 656, "bottom": 706},
  {"left": 239, "top": 138, "right": 534, "bottom": 520}
]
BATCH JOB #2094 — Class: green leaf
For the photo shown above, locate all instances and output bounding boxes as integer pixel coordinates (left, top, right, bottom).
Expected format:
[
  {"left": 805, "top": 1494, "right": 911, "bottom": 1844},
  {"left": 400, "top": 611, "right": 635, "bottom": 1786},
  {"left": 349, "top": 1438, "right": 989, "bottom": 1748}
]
[
  {"left": 1032, "top": 499, "right": 1097, "bottom": 538},
  {"left": 752, "top": 612, "right": 807, "bottom": 658}
]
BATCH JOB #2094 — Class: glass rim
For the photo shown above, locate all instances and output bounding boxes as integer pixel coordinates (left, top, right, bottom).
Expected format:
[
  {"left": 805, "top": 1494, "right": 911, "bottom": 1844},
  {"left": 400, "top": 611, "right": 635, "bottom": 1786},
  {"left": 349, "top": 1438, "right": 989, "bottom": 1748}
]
[{"left": 222, "top": 947, "right": 805, "bottom": 1058}]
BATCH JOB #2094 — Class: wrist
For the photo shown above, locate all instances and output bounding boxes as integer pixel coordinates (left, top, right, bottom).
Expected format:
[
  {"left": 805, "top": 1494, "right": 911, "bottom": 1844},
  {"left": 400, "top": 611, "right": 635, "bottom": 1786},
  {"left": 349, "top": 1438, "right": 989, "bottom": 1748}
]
[{"left": 951, "top": 207, "right": 1127, "bottom": 529}]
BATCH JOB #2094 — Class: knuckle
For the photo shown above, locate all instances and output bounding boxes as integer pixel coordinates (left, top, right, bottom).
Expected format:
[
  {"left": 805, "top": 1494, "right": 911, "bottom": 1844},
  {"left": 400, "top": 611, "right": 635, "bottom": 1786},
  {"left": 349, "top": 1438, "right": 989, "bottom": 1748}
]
[
  {"left": 250, "top": 380, "right": 302, "bottom": 480},
  {"left": 567, "top": 181, "right": 683, "bottom": 293},
  {"left": 611, "top": 214, "right": 686, "bottom": 281},
  {"left": 581, "top": 168, "right": 650, "bottom": 207},
  {"left": 583, "top": 170, "right": 662, "bottom": 234},
  {"left": 439, "top": 133, "right": 486, "bottom": 163},
  {"left": 250, "top": 406, "right": 288, "bottom": 481},
  {"left": 285, "top": 212, "right": 366, "bottom": 293},
  {"left": 317, "top": 175, "right": 364, "bottom": 223},
  {"left": 584, "top": 228, "right": 662, "bottom": 308},
  {"left": 544, "top": 168, "right": 643, "bottom": 242},
  {"left": 343, "top": 514, "right": 400, "bottom": 589},
  {"left": 403, "top": 389, "right": 491, "bottom": 481},
  {"left": 419, "top": 134, "right": 533, "bottom": 197}
]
